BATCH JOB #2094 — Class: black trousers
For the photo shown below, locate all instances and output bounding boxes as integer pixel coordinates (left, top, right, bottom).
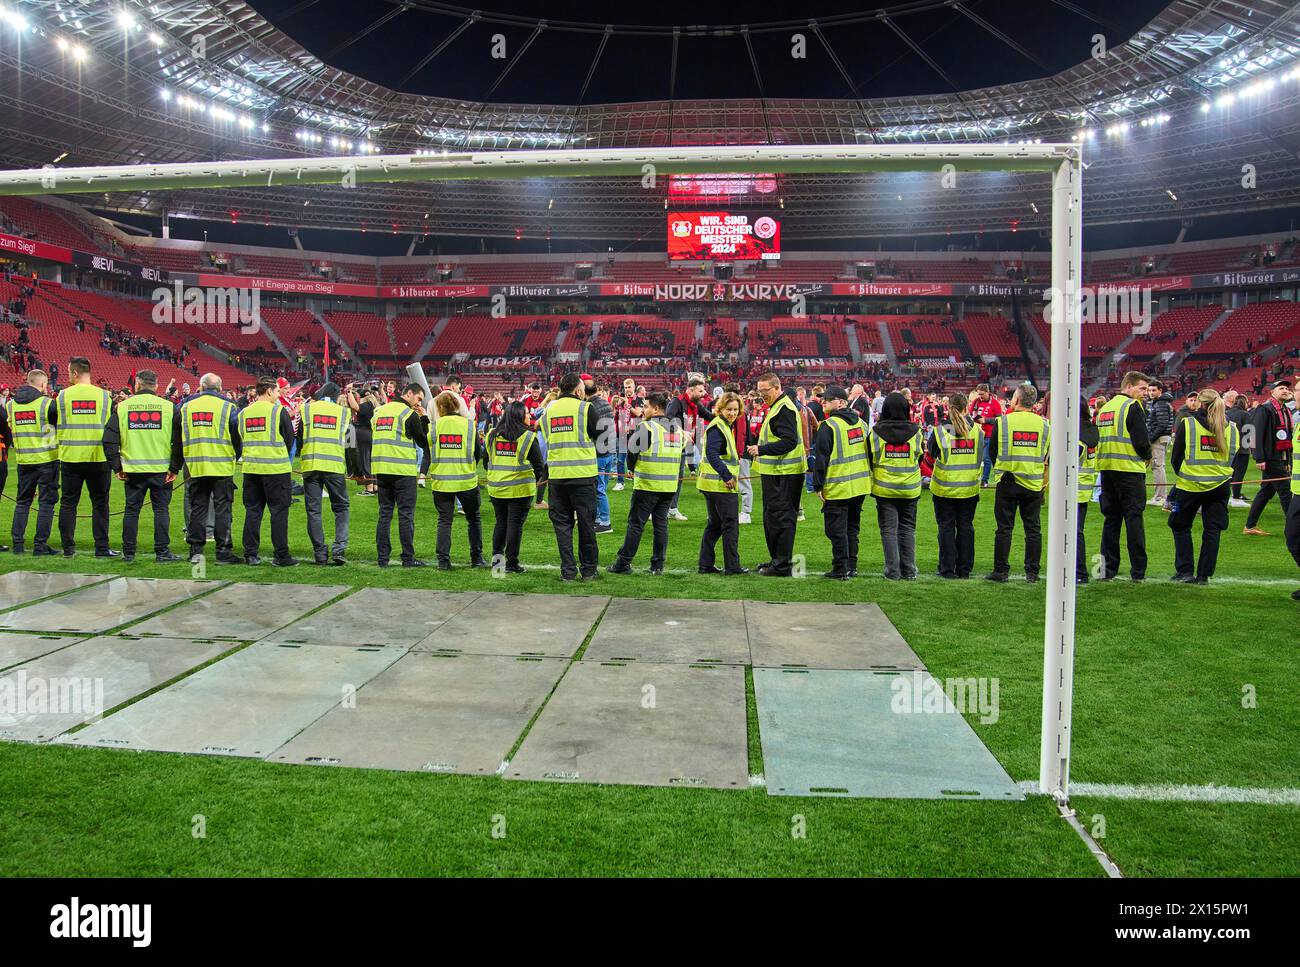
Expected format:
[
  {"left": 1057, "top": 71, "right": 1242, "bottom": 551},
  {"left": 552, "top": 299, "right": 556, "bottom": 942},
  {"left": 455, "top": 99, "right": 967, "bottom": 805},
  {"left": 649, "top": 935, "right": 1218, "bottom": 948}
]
[
  {"left": 302, "top": 471, "right": 350, "bottom": 562},
  {"left": 1076, "top": 501, "right": 1091, "bottom": 580},
  {"left": 1229, "top": 452, "right": 1251, "bottom": 500},
  {"left": 932, "top": 494, "right": 977, "bottom": 578},
  {"left": 1099, "top": 469, "right": 1148, "bottom": 579},
  {"left": 11, "top": 461, "right": 59, "bottom": 550},
  {"left": 1168, "top": 483, "right": 1230, "bottom": 580},
  {"left": 433, "top": 486, "right": 483, "bottom": 565},
  {"left": 759, "top": 473, "right": 803, "bottom": 572},
  {"left": 992, "top": 474, "right": 1043, "bottom": 576},
  {"left": 186, "top": 476, "right": 234, "bottom": 557},
  {"left": 58, "top": 461, "right": 112, "bottom": 554},
  {"left": 121, "top": 472, "right": 173, "bottom": 557},
  {"left": 1244, "top": 458, "right": 1293, "bottom": 528},
  {"left": 490, "top": 495, "right": 531, "bottom": 567},
  {"left": 549, "top": 479, "right": 598, "bottom": 578},
  {"left": 376, "top": 474, "right": 418, "bottom": 564},
  {"left": 241, "top": 472, "right": 293, "bottom": 561},
  {"left": 700, "top": 490, "right": 741, "bottom": 572},
  {"left": 616, "top": 489, "right": 672, "bottom": 570},
  {"left": 1286, "top": 488, "right": 1300, "bottom": 569},
  {"left": 822, "top": 494, "right": 865, "bottom": 575}
]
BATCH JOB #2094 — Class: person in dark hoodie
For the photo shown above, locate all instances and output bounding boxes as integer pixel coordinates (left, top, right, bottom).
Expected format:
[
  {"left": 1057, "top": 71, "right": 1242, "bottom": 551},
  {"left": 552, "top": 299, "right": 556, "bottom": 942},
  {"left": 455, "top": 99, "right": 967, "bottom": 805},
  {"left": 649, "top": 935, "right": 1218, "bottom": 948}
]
[
  {"left": 867, "top": 390, "right": 922, "bottom": 580},
  {"left": 4, "top": 369, "right": 59, "bottom": 554},
  {"left": 1223, "top": 389, "right": 1252, "bottom": 507},
  {"left": 1167, "top": 389, "right": 1238, "bottom": 583},
  {"left": 812, "top": 386, "right": 869, "bottom": 579},
  {"left": 927, "top": 392, "right": 982, "bottom": 579},
  {"left": 485, "top": 400, "right": 547, "bottom": 574}
]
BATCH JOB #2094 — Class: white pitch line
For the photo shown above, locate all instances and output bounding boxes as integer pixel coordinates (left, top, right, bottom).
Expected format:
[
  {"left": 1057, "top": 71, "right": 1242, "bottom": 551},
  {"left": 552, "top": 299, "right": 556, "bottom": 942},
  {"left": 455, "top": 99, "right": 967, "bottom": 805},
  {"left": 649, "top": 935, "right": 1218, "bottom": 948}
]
[{"left": 1018, "top": 780, "right": 1300, "bottom": 805}]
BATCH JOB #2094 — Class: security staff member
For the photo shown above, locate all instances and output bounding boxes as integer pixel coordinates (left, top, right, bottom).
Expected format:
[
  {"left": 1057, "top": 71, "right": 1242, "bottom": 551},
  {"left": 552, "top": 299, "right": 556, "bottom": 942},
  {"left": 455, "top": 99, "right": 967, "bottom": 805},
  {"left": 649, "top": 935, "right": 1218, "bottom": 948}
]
[
  {"left": 428, "top": 390, "right": 488, "bottom": 570},
  {"left": 1284, "top": 420, "right": 1300, "bottom": 601},
  {"left": 297, "top": 382, "right": 351, "bottom": 566},
  {"left": 1075, "top": 398, "right": 1101, "bottom": 584},
  {"left": 485, "top": 400, "right": 546, "bottom": 574},
  {"left": 1242, "top": 380, "right": 1294, "bottom": 536},
  {"left": 985, "top": 382, "right": 1050, "bottom": 582},
  {"left": 102, "top": 370, "right": 181, "bottom": 564},
  {"left": 608, "top": 393, "right": 683, "bottom": 575},
  {"left": 928, "top": 392, "right": 982, "bottom": 579},
  {"left": 238, "top": 377, "right": 296, "bottom": 566},
  {"left": 746, "top": 373, "right": 805, "bottom": 577},
  {"left": 1096, "top": 370, "right": 1152, "bottom": 581},
  {"left": 812, "top": 386, "right": 870, "bottom": 580},
  {"left": 5, "top": 369, "right": 58, "bottom": 555},
  {"left": 868, "top": 391, "right": 923, "bottom": 580},
  {"left": 697, "top": 391, "right": 747, "bottom": 575},
  {"left": 1168, "top": 389, "right": 1238, "bottom": 584},
  {"left": 541, "top": 373, "right": 601, "bottom": 581},
  {"left": 371, "top": 382, "right": 430, "bottom": 567},
  {"left": 179, "top": 373, "right": 241, "bottom": 565},
  {"left": 56, "top": 356, "right": 118, "bottom": 558}
]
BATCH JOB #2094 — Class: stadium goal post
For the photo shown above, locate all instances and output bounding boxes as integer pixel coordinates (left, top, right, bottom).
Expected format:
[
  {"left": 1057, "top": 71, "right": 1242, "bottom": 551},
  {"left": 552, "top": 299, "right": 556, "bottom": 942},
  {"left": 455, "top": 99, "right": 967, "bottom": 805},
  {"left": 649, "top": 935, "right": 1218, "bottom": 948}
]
[{"left": 0, "top": 143, "right": 1084, "bottom": 800}]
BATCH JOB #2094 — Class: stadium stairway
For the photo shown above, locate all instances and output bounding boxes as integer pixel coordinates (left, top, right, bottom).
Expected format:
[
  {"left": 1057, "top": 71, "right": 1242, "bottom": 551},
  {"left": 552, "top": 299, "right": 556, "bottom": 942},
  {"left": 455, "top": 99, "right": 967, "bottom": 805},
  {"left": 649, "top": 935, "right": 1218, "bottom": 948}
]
[
  {"left": 845, "top": 322, "right": 863, "bottom": 363},
  {"left": 411, "top": 317, "right": 448, "bottom": 364},
  {"left": 876, "top": 320, "right": 900, "bottom": 371},
  {"left": 1164, "top": 306, "right": 1233, "bottom": 374}
]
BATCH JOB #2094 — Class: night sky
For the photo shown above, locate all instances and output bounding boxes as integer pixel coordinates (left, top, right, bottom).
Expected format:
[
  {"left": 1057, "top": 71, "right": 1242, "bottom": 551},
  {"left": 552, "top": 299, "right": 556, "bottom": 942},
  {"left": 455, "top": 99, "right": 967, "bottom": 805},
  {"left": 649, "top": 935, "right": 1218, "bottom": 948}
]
[{"left": 247, "top": 0, "right": 1172, "bottom": 104}]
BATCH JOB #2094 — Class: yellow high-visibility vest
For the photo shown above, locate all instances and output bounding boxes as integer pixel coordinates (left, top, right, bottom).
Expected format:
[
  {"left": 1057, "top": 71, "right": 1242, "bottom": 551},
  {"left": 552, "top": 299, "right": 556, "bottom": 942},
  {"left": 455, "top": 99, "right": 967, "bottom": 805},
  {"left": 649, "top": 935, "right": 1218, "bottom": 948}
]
[
  {"left": 633, "top": 419, "right": 685, "bottom": 493},
  {"left": 821, "top": 417, "right": 872, "bottom": 500},
  {"left": 1096, "top": 395, "right": 1145, "bottom": 472},
  {"left": 993, "top": 410, "right": 1051, "bottom": 492},
  {"left": 486, "top": 429, "right": 537, "bottom": 499},
  {"left": 929, "top": 423, "right": 982, "bottom": 499},
  {"left": 118, "top": 392, "right": 174, "bottom": 473},
  {"left": 696, "top": 417, "right": 738, "bottom": 494},
  {"left": 179, "top": 394, "right": 237, "bottom": 478},
  {"left": 541, "top": 396, "right": 596, "bottom": 480},
  {"left": 755, "top": 395, "right": 807, "bottom": 476},
  {"left": 1077, "top": 440, "right": 1099, "bottom": 503},
  {"left": 56, "top": 383, "right": 112, "bottom": 463},
  {"left": 238, "top": 400, "right": 292, "bottom": 475},
  {"left": 868, "top": 427, "right": 922, "bottom": 499},
  {"left": 428, "top": 414, "right": 478, "bottom": 493},
  {"left": 298, "top": 399, "right": 349, "bottom": 474},
  {"left": 1175, "top": 416, "right": 1238, "bottom": 493},
  {"left": 5, "top": 396, "right": 57, "bottom": 465}
]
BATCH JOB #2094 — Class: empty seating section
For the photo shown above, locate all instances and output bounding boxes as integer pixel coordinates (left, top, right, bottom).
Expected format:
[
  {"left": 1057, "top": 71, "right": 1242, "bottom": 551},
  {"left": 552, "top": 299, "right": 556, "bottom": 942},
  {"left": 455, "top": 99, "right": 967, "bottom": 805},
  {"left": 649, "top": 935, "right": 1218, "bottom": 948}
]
[
  {"left": 131, "top": 247, "right": 206, "bottom": 274},
  {"left": 1029, "top": 313, "right": 1120, "bottom": 359},
  {"left": 236, "top": 254, "right": 315, "bottom": 278},
  {"left": 1195, "top": 301, "right": 1300, "bottom": 357},
  {"left": 457, "top": 263, "right": 573, "bottom": 282},
  {"left": 732, "top": 260, "right": 848, "bottom": 281},
  {"left": 590, "top": 317, "right": 695, "bottom": 356},
  {"left": 334, "top": 262, "right": 378, "bottom": 283},
  {"left": 1163, "top": 247, "right": 1253, "bottom": 275},
  {"left": 0, "top": 198, "right": 103, "bottom": 253},
  {"left": 326, "top": 311, "right": 391, "bottom": 360},
  {"left": 1124, "top": 305, "right": 1225, "bottom": 358},
  {"left": 391, "top": 315, "right": 435, "bottom": 360},
  {"left": 259, "top": 308, "right": 323, "bottom": 355},
  {"left": 953, "top": 313, "right": 1022, "bottom": 357},
  {"left": 381, "top": 265, "right": 432, "bottom": 284},
  {"left": 428, "top": 316, "right": 560, "bottom": 357},
  {"left": 749, "top": 319, "right": 839, "bottom": 357}
]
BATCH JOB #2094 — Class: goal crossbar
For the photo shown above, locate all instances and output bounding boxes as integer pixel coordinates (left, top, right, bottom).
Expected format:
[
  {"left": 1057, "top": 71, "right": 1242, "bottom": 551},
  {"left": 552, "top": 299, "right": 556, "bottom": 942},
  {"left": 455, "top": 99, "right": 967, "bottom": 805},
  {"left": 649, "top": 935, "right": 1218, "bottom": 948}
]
[{"left": 0, "top": 142, "right": 1084, "bottom": 801}]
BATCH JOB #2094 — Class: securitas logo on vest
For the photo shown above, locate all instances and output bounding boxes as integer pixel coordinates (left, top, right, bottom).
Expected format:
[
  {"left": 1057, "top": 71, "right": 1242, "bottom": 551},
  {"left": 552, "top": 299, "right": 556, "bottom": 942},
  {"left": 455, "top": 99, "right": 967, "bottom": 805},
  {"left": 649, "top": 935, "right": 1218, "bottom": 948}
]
[
  {"left": 312, "top": 414, "right": 338, "bottom": 429},
  {"left": 1199, "top": 435, "right": 1218, "bottom": 451},
  {"left": 49, "top": 897, "right": 151, "bottom": 947},
  {"left": 189, "top": 411, "right": 214, "bottom": 427},
  {"left": 1012, "top": 430, "right": 1041, "bottom": 448},
  {"left": 847, "top": 427, "right": 865, "bottom": 444},
  {"left": 1097, "top": 411, "right": 1117, "bottom": 428},
  {"left": 438, "top": 434, "right": 464, "bottom": 450},
  {"left": 13, "top": 411, "right": 36, "bottom": 426},
  {"left": 376, "top": 417, "right": 396, "bottom": 431},
  {"left": 494, "top": 440, "right": 518, "bottom": 455},
  {"left": 128, "top": 411, "right": 163, "bottom": 430},
  {"left": 70, "top": 400, "right": 98, "bottom": 414},
  {"left": 953, "top": 438, "right": 977, "bottom": 452},
  {"left": 244, "top": 417, "right": 267, "bottom": 433},
  {"left": 884, "top": 443, "right": 911, "bottom": 456},
  {"left": 549, "top": 415, "right": 575, "bottom": 432}
]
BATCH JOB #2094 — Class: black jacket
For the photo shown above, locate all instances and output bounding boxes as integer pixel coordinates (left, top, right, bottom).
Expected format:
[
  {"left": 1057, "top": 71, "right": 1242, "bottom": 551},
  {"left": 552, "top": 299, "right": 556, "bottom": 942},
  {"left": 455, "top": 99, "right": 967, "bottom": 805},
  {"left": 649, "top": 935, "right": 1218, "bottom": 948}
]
[
  {"left": 1145, "top": 393, "right": 1175, "bottom": 440},
  {"left": 812, "top": 408, "right": 863, "bottom": 492},
  {"left": 1171, "top": 412, "right": 1231, "bottom": 477},
  {"left": 1250, "top": 398, "right": 1295, "bottom": 464},
  {"left": 587, "top": 394, "right": 616, "bottom": 457},
  {"left": 626, "top": 415, "right": 676, "bottom": 474},
  {"left": 1225, "top": 403, "right": 1251, "bottom": 453},
  {"left": 1121, "top": 396, "right": 1154, "bottom": 461}
]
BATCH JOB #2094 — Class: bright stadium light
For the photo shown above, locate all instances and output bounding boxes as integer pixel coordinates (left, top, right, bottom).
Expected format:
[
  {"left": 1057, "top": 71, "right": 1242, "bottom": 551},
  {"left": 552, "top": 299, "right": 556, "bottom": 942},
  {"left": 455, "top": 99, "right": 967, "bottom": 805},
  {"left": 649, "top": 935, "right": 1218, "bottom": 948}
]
[{"left": 116, "top": 10, "right": 136, "bottom": 31}]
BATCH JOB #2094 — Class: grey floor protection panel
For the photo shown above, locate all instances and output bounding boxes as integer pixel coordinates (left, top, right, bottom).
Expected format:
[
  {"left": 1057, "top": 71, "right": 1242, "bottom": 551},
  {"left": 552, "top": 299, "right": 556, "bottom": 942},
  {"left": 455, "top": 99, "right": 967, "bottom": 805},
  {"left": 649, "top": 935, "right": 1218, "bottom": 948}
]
[
  {"left": 269, "top": 653, "right": 567, "bottom": 774},
  {"left": 507, "top": 661, "right": 748, "bottom": 789},
  {"left": 62, "top": 642, "right": 400, "bottom": 758},
  {"left": 582, "top": 597, "right": 750, "bottom": 664},
  {"left": 1, "top": 635, "right": 231, "bottom": 742},
  {"left": 266, "top": 588, "right": 480, "bottom": 649},
  {"left": 0, "top": 577, "right": 227, "bottom": 634},
  {"left": 744, "top": 601, "right": 924, "bottom": 670},
  {"left": 0, "top": 632, "right": 85, "bottom": 672},
  {"left": 414, "top": 592, "right": 607, "bottom": 657},
  {"left": 754, "top": 668, "right": 1022, "bottom": 800},
  {"left": 0, "top": 572, "right": 110, "bottom": 610},
  {"left": 128, "top": 582, "right": 349, "bottom": 641}
]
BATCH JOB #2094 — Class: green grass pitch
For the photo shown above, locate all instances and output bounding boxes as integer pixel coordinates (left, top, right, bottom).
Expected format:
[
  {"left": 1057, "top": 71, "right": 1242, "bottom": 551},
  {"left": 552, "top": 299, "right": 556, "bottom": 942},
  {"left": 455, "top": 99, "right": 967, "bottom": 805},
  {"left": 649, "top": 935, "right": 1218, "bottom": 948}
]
[{"left": 0, "top": 467, "right": 1295, "bottom": 877}]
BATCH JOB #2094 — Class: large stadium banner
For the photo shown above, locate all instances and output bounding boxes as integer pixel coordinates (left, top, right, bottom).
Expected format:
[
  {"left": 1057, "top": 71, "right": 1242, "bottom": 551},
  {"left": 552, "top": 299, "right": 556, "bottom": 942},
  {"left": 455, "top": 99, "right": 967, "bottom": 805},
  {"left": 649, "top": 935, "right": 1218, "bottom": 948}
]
[
  {"left": 667, "top": 173, "right": 779, "bottom": 198},
  {"left": 71, "top": 251, "right": 167, "bottom": 283},
  {"left": 667, "top": 211, "right": 782, "bottom": 261},
  {"left": 380, "top": 283, "right": 491, "bottom": 299},
  {"left": 0, "top": 230, "right": 73, "bottom": 265}
]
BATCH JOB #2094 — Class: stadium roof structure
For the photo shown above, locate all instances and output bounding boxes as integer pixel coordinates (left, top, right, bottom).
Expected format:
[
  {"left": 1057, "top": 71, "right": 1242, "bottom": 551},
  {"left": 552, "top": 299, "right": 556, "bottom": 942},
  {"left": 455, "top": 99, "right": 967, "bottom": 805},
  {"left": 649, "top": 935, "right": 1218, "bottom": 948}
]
[{"left": 1, "top": 0, "right": 1298, "bottom": 240}]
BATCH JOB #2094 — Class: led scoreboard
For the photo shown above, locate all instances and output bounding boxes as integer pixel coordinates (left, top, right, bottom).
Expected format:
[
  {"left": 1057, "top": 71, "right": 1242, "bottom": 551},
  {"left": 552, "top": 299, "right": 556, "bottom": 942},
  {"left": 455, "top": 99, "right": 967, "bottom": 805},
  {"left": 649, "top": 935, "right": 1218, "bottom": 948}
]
[{"left": 667, "top": 211, "right": 782, "bottom": 261}]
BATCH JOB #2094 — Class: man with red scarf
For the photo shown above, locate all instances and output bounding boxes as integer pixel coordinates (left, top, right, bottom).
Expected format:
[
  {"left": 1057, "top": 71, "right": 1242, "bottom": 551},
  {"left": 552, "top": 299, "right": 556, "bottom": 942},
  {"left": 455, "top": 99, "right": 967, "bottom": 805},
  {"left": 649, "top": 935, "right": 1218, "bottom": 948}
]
[
  {"left": 664, "top": 375, "right": 712, "bottom": 522},
  {"left": 1243, "top": 380, "right": 1294, "bottom": 535}
]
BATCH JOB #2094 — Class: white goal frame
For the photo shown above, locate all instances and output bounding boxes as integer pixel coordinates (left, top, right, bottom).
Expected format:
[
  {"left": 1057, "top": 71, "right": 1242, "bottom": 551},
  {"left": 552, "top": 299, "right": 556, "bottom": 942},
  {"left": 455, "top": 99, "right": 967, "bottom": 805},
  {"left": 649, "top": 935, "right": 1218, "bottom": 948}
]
[{"left": 0, "top": 143, "right": 1084, "bottom": 800}]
